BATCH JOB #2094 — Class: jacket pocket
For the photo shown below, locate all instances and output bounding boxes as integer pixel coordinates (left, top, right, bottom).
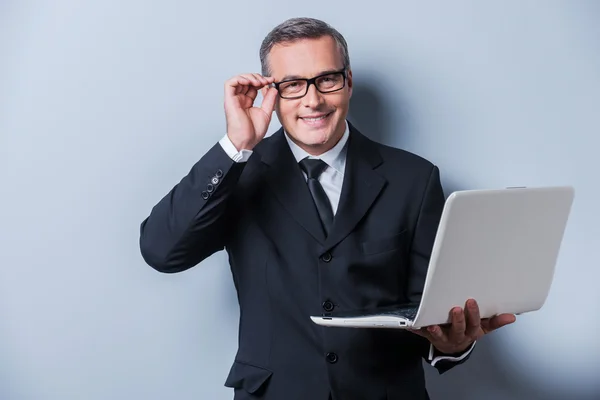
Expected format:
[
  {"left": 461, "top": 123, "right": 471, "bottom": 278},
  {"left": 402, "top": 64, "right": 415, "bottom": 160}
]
[
  {"left": 224, "top": 360, "right": 273, "bottom": 394},
  {"left": 361, "top": 229, "right": 408, "bottom": 255}
]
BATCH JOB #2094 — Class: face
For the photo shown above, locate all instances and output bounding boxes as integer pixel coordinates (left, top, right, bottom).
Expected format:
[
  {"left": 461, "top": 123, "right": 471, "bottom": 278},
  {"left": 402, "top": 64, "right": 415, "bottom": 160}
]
[{"left": 268, "top": 35, "right": 353, "bottom": 155}]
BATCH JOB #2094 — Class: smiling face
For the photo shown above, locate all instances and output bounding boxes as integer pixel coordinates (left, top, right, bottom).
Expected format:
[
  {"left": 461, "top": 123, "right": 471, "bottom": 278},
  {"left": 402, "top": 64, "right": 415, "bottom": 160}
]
[{"left": 268, "top": 35, "right": 353, "bottom": 155}]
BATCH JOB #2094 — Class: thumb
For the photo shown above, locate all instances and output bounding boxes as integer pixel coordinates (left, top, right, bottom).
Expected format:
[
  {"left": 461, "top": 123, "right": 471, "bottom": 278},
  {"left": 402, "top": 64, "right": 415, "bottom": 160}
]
[{"left": 260, "top": 87, "right": 278, "bottom": 115}]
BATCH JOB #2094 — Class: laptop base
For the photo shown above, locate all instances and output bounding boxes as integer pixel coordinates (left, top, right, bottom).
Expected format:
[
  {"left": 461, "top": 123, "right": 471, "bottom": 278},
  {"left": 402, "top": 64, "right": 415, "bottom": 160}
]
[{"left": 310, "top": 304, "right": 419, "bottom": 329}]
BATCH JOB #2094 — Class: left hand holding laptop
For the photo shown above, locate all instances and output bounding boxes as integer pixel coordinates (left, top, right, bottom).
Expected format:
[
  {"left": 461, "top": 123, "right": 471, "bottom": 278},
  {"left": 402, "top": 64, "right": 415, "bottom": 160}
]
[{"left": 409, "top": 298, "right": 517, "bottom": 354}]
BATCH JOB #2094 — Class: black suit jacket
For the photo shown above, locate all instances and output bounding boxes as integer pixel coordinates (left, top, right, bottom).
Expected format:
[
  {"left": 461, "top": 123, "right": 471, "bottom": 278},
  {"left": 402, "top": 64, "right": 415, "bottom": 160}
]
[{"left": 139, "top": 122, "right": 471, "bottom": 400}]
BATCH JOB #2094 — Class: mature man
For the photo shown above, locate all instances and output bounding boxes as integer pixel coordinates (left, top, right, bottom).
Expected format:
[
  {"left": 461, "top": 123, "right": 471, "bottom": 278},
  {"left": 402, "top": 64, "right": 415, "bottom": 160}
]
[{"left": 139, "top": 17, "right": 515, "bottom": 400}]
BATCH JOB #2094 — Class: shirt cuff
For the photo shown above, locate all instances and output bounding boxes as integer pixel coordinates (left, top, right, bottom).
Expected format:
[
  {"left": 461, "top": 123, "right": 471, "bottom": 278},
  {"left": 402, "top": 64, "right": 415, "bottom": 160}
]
[
  {"left": 428, "top": 341, "right": 476, "bottom": 367},
  {"left": 219, "top": 134, "right": 253, "bottom": 163}
]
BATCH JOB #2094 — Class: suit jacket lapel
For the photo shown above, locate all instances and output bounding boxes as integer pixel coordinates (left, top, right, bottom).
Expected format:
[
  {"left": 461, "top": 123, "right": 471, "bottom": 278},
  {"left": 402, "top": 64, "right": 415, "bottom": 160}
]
[
  {"left": 324, "top": 122, "right": 386, "bottom": 250},
  {"left": 259, "top": 128, "right": 327, "bottom": 244}
]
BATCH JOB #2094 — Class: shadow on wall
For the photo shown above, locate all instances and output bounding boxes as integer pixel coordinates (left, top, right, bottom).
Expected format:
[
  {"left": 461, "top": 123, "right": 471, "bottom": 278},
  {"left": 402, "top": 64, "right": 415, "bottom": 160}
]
[
  {"left": 346, "top": 75, "right": 596, "bottom": 400},
  {"left": 347, "top": 70, "right": 473, "bottom": 195},
  {"left": 423, "top": 335, "right": 599, "bottom": 400},
  {"left": 347, "top": 72, "right": 403, "bottom": 147}
]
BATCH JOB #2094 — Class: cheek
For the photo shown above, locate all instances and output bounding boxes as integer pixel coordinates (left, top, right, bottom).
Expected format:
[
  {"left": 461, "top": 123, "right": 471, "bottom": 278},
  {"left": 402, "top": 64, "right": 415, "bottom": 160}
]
[
  {"left": 334, "top": 95, "right": 350, "bottom": 110},
  {"left": 278, "top": 102, "right": 299, "bottom": 121}
]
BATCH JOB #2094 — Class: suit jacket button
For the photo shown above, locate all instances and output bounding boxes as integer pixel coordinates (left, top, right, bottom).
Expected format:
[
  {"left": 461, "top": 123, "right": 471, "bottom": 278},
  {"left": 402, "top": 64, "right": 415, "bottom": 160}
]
[
  {"left": 215, "top": 169, "right": 223, "bottom": 178},
  {"left": 322, "top": 301, "right": 334, "bottom": 312},
  {"left": 326, "top": 352, "right": 338, "bottom": 363},
  {"left": 321, "top": 252, "right": 332, "bottom": 262},
  {"left": 211, "top": 177, "right": 219, "bottom": 185},
  {"left": 201, "top": 191, "right": 209, "bottom": 200},
  {"left": 206, "top": 183, "right": 214, "bottom": 193}
]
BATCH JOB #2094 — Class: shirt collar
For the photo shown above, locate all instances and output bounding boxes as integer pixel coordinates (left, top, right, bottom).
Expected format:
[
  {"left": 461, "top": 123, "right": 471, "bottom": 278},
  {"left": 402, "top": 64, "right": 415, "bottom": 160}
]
[{"left": 284, "top": 119, "right": 349, "bottom": 175}]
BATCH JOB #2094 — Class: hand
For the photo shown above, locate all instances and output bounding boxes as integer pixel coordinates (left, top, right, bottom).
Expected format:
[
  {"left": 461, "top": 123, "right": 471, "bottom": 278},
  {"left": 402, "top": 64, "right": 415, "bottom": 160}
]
[
  {"left": 410, "top": 299, "right": 516, "bottom": 355},
  {"left": 224, "top": 73, "right": 279, "bottom": 151}
]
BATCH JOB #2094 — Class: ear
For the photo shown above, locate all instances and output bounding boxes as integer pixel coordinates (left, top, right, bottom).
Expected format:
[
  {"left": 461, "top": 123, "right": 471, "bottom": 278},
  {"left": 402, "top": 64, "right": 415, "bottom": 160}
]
[
  {"left": 274, "top": 92, "right": 280, "bottom": 112},
  {"left": 346, "top": 68, "right": 353, "bottom": 98},
  {"left": 274, "top": 102, "right": 282, "bottom": 123}
]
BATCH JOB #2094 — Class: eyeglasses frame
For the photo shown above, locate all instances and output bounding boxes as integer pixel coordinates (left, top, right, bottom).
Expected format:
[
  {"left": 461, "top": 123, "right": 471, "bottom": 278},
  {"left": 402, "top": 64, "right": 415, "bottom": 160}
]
[{"left": 272, "top": 68, "right": 348, "bottom": 99}]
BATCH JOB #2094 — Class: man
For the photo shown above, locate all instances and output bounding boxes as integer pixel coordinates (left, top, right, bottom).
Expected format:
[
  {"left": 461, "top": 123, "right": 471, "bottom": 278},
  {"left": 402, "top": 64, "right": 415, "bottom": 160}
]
[{"left": 139, "top": 17, "right": 515, "bottom": 400}]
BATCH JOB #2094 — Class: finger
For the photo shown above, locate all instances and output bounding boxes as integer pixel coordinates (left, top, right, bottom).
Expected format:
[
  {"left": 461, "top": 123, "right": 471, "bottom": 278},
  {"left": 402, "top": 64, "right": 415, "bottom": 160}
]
[
  {"left": 427, "top": 325, "right": 447, "bottom": 343},
  {"left": 260, "top": 85, "right": 272, "bottom": 99},
  {"left": 253, "top": 73, "right": 274, "bottom": 83},
  {"left": 245, "top": 86, "right": 258, "bottom": 101},
  {"left": 226, "top": 75, "right": 252, "bottom": 86},
  {"left": 464, "top": 299, "right": 481, "bottom": 338},
  {"left": 407, "top": 327, "right": 430, "bottom": 338},
  {"left": 241, "top": 73, "right": 266, "bottom": 88},
  {"left": 449, "top": 307, "right": 466, "bottom": 341},
  {"left": 237, "top": 82, "right": 251, "bottom": 96},
  {"left": 225, "top": 76, "right": 251, "bottom": 97},
  {"left": 251, "top": 73, "right": 272, "bottom": 86},
  {"left": 482, "top": 314, "right": 516, "bottom": 333},
  {"left": 226, "top": 75, "right": 265, "bottom": 96},
  {"left": 239, "top": 76, "right": 261, "bottom": 96},
  {"left": 260, "top": 87, "right": 278, "bottom": 115}
]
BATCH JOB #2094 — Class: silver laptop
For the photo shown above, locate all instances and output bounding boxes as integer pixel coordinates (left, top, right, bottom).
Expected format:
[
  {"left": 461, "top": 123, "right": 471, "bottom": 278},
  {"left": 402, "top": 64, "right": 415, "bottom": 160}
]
[{"left": 310, "top": 186, "right": 575, "bottom": 329}]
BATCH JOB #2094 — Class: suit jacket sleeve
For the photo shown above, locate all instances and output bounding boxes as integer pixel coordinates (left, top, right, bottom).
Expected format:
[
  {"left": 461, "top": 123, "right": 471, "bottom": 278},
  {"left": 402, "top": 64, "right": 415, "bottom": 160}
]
[
  {"left": 139, "top": 142, "right": 246, "bottom": 273},
  {"left": 406, "top": 164, "right": 476, "bottom": 374}
]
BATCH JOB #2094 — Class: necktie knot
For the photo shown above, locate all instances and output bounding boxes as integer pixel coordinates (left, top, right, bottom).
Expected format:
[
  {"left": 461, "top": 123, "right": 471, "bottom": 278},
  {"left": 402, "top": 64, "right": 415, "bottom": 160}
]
[{"left": 299, "top": 158, "right": 328, "bottom": 180}]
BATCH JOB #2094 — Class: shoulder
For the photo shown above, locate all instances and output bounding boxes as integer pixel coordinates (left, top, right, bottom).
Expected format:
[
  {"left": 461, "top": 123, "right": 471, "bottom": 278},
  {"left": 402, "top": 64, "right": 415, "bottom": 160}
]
[
  {"left": 355, "top": 131, "right": 437, "bottom": 176},
  {"left": 376, "top": 141, "right": 435, "bottom": 170},
  {"left": 347, "top": 125, "right": 443, "bottom": 198}
]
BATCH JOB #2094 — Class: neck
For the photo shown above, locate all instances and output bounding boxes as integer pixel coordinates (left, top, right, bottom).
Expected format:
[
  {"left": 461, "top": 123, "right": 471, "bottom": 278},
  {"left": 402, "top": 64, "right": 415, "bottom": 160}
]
[
  {"left": 293, "top": 138, "right": 340, "bottom": 156},
  {"left": 288, "top": 124, "right": 346, "bottom": 156}
]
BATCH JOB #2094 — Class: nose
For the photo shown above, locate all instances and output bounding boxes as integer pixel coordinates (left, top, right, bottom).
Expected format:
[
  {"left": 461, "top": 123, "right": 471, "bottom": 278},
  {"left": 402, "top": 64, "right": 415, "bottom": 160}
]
[{"left": 302, "top": 83, "right": 324, "bottom": 108}]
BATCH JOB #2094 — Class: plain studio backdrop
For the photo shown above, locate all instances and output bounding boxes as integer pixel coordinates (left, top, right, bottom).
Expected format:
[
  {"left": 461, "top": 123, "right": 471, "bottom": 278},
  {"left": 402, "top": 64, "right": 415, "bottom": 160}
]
[{"left": 1, "top": 1, "right": 599, "bottom": 399}]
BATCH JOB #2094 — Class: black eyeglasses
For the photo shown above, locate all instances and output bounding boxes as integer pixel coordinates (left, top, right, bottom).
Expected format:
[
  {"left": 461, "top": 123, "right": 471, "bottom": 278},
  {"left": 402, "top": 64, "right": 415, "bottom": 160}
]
[{"left": 273, "top": 69, "right": 347, "bottom": 99}]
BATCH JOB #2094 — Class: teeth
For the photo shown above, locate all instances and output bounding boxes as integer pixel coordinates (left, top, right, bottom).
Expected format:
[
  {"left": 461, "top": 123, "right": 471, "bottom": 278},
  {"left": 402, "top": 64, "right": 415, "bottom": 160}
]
[{"left": 303, "top": 114, "right": 329, "bottom": 121}]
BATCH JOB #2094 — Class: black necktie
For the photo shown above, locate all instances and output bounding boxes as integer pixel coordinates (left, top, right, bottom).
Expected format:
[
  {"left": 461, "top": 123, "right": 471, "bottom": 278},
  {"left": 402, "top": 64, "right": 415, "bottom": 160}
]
[{"left": 299, "top": 158, "right": 334, "bottom": 236}]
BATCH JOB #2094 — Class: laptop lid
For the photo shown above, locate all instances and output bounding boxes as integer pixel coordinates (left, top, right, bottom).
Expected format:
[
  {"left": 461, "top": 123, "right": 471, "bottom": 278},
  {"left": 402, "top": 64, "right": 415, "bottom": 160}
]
[{"left": 411, "top": 186, "right": 575, "bottom": 328}]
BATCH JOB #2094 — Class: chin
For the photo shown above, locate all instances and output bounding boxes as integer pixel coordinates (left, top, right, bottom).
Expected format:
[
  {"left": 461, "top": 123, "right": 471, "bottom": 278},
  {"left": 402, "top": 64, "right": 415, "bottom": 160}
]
[
  {"left": 297, "top": 129, "right": 333, "bottom": 146},
  {"left": 283, "top": 112, "right": 344, "bottom": 151},
  {"left": 295, "top": 120, "right": 336, "bottom": 141}
]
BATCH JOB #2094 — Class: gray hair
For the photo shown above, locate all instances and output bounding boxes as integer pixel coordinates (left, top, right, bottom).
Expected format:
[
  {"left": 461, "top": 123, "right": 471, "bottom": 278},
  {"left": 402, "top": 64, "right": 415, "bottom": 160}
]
[{"left": 259, "top": 17, "right": 350, "bottom": 77}]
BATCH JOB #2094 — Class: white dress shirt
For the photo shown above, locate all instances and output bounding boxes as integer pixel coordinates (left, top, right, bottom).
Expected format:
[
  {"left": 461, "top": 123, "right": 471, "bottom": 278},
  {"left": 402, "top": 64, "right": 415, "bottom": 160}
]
[
  {"left": 219, "top": 122, "right": 349, "bottom": 216},
  {"left": 283, "top": 122, "right": 349, "bottom": 215},
  {"left": 218, "top": 120, "right": 475, "bottom": 366}
]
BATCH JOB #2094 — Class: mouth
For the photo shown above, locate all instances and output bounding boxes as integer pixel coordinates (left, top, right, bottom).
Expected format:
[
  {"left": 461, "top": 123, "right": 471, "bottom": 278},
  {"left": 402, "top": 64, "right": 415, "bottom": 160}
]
[{"left": 299, "top": 111, "right": 333, "bottom": 126}]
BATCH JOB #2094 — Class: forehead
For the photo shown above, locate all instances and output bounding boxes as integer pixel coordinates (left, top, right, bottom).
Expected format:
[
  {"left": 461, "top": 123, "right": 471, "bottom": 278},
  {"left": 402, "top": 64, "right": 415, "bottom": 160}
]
[{"left": 268, "top": 36, "right": 344, "bottom": 80}]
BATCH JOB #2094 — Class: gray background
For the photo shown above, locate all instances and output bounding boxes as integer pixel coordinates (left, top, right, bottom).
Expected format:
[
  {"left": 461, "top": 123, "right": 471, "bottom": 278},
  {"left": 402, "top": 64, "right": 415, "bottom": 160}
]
[{"left": 1, "top": 1, "right": 599, "bottom": 399}]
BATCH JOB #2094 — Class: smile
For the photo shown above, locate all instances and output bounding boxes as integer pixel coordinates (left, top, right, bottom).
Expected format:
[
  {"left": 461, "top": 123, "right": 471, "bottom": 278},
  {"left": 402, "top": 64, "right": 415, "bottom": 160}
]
[{"left": 300, "top": 112, "right": 333, "bottom": 125}]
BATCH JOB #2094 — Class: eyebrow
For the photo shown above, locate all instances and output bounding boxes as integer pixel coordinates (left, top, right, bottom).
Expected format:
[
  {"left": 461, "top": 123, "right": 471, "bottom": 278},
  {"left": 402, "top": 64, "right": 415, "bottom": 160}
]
[{"left": 280, "top": 68, "right": 342, "bottom": 82}]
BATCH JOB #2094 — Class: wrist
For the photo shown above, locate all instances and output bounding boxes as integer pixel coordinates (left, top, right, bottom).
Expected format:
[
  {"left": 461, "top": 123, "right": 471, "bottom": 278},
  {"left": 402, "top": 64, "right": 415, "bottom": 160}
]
[
  {"left": 434, "top": 341, "right": 473, "bottom": 356},
  {"left": 219, "top": 134, "right": 254, "bottom": 163},
  {"left": 227, "top": 134, "right": 255, "bottom": 152}
]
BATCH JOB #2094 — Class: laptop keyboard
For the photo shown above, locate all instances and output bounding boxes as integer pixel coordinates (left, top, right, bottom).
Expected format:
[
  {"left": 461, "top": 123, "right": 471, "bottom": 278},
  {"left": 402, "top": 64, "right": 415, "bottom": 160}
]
[
  {"left": 324, "top": 303, "right": 420, "bottom": 321},
  {"left": 377, "top": 305, "right": 419, "bottom": 320}
]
